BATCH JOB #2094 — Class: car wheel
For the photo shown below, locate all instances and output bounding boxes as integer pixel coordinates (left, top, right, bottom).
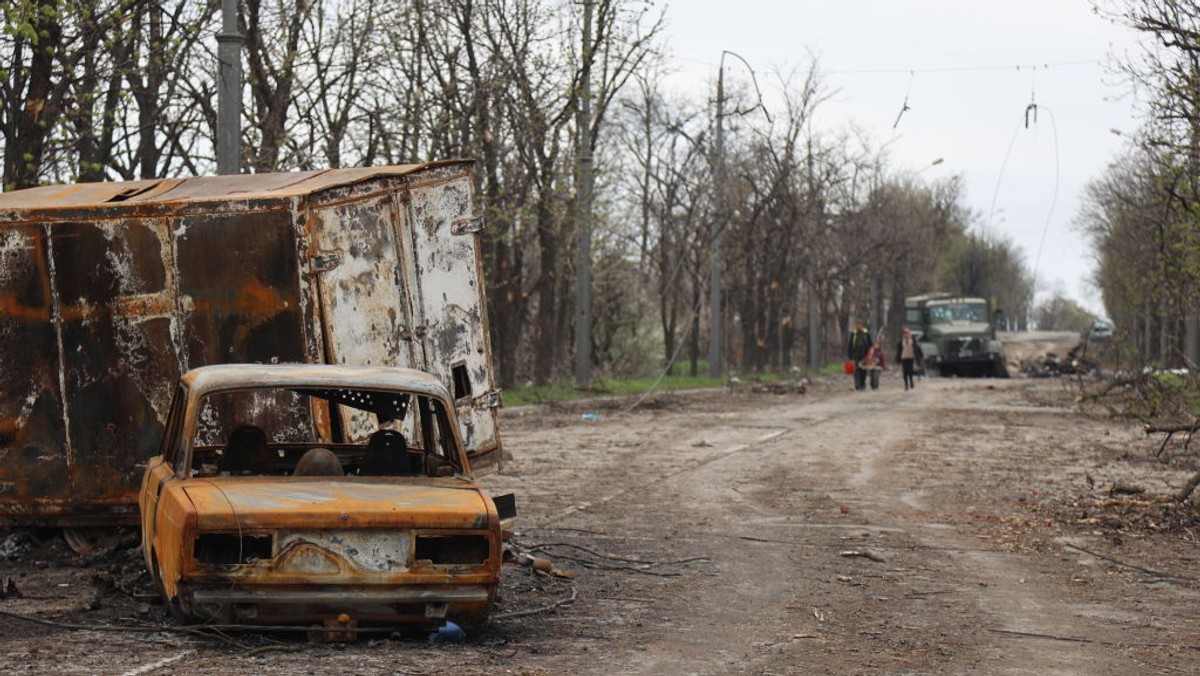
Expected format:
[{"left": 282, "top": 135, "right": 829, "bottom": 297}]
[{"left": 151, "top": 553, "right": 193, "bottom": 624}]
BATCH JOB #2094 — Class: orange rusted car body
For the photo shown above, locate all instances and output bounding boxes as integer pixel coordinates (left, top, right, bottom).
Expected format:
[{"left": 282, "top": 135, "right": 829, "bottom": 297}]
[
  {"left": 139, "top": 363, "right": 503, "bottom": 629},
  {"left": 0, "top": 162, "right": 501, "bottom": 527}
]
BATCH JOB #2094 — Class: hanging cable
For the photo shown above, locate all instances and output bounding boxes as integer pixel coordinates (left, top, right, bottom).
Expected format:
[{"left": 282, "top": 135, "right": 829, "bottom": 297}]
[
  {"left": 1029, "top": 105, "right": 1060, "bottom": 298},
  {"left": 893, "top": 71, "right": 914, "bottom": 130}
]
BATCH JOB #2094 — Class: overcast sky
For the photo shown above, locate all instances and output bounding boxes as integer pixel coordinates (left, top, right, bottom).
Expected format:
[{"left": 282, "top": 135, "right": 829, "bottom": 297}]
[{"left": 660, "top": 0, "right": 1144, "bottom": 315}]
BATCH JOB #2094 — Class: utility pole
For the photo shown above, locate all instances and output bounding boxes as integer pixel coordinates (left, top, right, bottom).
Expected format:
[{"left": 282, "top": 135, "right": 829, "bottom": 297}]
[
  {"left": 216, "top": 0, "right": 243, "bottom": 175},
  {"left": 573, "top": 0, "right": 594, "bottom": 388},
  {"left": 807, "top": 267, "right": 821, "bottom": 371},
  {"left": 1186, "top": 313, "right": 1199, "bottom": 368},
  {"left": 709, "top": 58, "right": 726, "bottom": 379}
]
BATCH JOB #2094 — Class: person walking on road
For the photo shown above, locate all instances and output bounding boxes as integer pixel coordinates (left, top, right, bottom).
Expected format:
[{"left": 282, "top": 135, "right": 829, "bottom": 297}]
[
  {"left": 896, "top": 327, "right": 924, "bottom": 391},
  {"left": 860, "top": 338, "right": 887, "bottom": 390},
  {"left": 847, "top": 320, "right": 872, "bottom": 391}
]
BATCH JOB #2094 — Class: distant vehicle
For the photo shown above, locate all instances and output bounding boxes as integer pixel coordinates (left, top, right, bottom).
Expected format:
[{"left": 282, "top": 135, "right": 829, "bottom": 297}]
[
  {"left": 139, "top": 364, "right": 509, "bottom": 633},
  {"left": 1087, "top": 318, "right": 1114, "bottom": 340},
  {"left": 904, "top": 294, "right": 1008, "bottom": 378}
]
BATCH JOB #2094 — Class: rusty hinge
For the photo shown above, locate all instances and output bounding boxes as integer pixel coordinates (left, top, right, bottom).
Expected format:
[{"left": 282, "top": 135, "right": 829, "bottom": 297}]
[
  {"left": 451, "top": 216, "right": 484, "bottom": 235},
  {"left": 475, "top": 390, "right": 502, "bottom": 409},
  {"left": 310, "top": 252, "right": 342, "bottom": 273}
]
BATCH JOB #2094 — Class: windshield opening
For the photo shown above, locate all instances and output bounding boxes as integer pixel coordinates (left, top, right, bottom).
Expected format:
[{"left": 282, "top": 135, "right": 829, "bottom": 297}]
[{"left": 928, "top": 303, "right": 988, "bottom": 325}]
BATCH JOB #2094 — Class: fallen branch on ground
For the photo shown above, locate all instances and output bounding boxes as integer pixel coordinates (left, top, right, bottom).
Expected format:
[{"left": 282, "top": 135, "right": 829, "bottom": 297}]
[
  {"left": 1177, "top": 471, "right": 1200, "bottom": 503},
  {"left": 1145, "top": 422, "right": 1200, "bottom": 434},
  {"left": 521, "top": 541, "right": 711, "bottom": 576},
  {"left": 490, "top": 586, "right": 578, "bottom": 621},
  {"left": 989, "top": 627, "right": 1200, "bottom": 650},
  {"left": 838, "top": 550, "right": 886, "bottom": 563},
  {"left": 1063, "top": 543, "right": 1194, "bottom": 581}
]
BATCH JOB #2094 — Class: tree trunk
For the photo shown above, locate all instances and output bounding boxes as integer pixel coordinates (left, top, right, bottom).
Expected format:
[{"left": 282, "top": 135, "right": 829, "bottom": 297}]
[{"left": 3, "top": 1, "right": 62, "bottom": 190}]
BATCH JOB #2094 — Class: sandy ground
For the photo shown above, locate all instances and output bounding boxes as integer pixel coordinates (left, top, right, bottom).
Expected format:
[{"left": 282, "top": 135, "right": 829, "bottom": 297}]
[{"left": 3, "top": 338, "right": 1200, "bottom": 674}]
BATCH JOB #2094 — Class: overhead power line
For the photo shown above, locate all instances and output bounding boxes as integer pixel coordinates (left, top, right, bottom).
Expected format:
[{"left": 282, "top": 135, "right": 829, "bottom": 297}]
[{"left": 824, "top": 60, "right": 1099, "bottom": 76}]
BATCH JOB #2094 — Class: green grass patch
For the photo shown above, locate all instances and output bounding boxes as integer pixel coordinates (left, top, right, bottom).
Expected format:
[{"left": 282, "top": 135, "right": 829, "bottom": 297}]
[{"left": 502, "top": 364, "right": 838, "bottom": 407}]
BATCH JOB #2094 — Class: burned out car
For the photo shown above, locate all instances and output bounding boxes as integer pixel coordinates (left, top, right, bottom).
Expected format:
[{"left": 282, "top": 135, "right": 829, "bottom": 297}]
[{"left": 139, "top": 364, "right": 505, "bottom": 631}]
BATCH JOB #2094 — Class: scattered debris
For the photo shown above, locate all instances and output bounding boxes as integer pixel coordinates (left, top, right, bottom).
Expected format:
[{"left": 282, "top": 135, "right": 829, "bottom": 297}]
[
  {"left": 513, "top": 539, "right": 709, "bottom": 578},
  {"left": 0, "top": 530, "right": 37, "bottom": 560},
  {"left": 751, "top": 378, "right": 809, "bottom": 395},
  {"left": 428, "top": 620, "right": 465, "bottom": 643},
  {"left": 1022, "top": 344, "right": 1099, "bottom": 378},
  {"left": 839, "top": 550, "right": 886, "bottom": 563}
]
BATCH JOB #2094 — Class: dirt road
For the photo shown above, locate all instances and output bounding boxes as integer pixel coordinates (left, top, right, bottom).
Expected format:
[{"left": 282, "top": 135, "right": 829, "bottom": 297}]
[{"left": 3, "top": 373, "right": 1200, "bottom": 674}]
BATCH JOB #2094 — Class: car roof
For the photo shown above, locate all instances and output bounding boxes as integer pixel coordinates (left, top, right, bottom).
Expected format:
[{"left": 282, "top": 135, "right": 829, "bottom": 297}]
[{"left": 181, "top": 363, "right": 453, "bottom": 401}]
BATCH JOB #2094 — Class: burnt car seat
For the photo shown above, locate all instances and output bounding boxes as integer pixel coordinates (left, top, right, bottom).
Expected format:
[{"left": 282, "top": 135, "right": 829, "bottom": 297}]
[
  {"left": 220, "top": 425, "right": 270, "bottom": 475},
  {"left": 360, "top": 429, "right": 417, "bottom": 475}
]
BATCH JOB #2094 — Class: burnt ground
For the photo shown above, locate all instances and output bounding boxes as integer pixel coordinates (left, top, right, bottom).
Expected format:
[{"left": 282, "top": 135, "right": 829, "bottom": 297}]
[{"left": 3, "top": 349, "right": 1200, "bottom": 674}]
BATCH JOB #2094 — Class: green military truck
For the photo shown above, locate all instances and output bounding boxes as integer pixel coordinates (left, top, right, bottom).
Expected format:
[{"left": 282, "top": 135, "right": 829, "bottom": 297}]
[{"left": 903, "top": 294, "right": 1009, "bottom": 378}]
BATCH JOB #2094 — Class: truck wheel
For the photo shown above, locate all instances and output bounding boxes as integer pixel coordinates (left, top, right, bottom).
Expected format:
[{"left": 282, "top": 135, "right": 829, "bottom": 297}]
[{"left": 63, "top": 526, "right": 123, "bottom": 555}]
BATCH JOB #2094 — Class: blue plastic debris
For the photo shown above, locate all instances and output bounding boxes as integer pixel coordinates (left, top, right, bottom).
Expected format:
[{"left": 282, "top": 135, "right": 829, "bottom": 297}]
[{"left": 429, "top": 620, "right": 465, "bottom": 643}]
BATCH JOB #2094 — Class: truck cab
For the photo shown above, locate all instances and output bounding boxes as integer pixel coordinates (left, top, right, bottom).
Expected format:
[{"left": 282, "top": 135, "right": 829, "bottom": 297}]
[{"left": 906, "top": 295, "right": 1008, "bottom": 378}]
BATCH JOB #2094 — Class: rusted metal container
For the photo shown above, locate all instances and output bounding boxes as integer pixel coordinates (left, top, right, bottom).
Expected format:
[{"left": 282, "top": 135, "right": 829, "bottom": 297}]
[{"left": 0, "top": 161, "right": 501, "bottom": 527}]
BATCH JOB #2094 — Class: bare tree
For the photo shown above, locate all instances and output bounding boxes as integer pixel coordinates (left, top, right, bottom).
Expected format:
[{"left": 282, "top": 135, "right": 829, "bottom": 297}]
[{"left": 241, "top": 0, "right": 314, "bottom": 172}]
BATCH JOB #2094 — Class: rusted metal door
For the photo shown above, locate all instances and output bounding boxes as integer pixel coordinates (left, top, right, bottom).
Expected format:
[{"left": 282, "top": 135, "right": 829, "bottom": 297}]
[
  {"left": 0, "top": 225, "right": 67, "bottom": 511},
  {"left": 309, "top": 191, "right": 418, "bottom": 390},
  {"left": 402, "top": 176, "right": 500, "bottom": 458},
  {"left": 50, "top": 217, "right": 175, "bottom": 503}
]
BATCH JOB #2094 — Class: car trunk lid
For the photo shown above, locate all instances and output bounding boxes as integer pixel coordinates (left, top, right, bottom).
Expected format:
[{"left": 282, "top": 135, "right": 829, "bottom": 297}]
[{"left": 181, "top": 479, "right": 492, "bottom": 531}]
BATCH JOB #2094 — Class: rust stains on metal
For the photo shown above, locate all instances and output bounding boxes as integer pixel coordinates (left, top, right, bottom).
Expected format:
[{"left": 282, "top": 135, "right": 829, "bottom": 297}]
[
  {"left": 0, "top": 162, "right": 501, "bottom": 526},
  {"left": 141, "top": 364, "right": 503, "bottom": 629}
]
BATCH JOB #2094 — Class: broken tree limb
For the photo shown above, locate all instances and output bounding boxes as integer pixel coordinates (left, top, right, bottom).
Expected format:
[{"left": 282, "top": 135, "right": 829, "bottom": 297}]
[
  {"left": 1063, "top": 543, "right": 1194, "bottom": 581},
  {"left": 988, "top": 627, "right": 1200, "bottom": 650},
  {"left": 490, "top": 587, "right": 578, "bottom": 621},
  {"left": 1177, "top": 470, "right": 1200, "bottom": 503},
  {"left": 838, "top": 550, "right": 886, "bottom": 563},
  {"left": 1144, "top": 420, "right": 1200, "bottom": 460},
  {"left": 1076, "top": 376, "right": 1139, "bottom": 403},
  {"left": 1145, "top": 422, "right": 1200, "bottom": 434}
]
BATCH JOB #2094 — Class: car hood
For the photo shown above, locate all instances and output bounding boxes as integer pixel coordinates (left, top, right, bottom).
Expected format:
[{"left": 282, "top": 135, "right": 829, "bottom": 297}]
[{"left": 181, "top": 479, "right": 493, "bottom": 531}]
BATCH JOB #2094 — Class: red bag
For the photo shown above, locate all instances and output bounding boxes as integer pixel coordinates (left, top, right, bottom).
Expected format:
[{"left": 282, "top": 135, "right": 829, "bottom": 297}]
[{"left": 843, "top": 360, "right": 854, "bottom": 375}]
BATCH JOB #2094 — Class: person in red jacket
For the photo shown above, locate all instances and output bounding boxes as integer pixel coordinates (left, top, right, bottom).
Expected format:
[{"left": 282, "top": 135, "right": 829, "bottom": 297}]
[{"left": 859, "top": 338, "right": 887, "bottom": 390}]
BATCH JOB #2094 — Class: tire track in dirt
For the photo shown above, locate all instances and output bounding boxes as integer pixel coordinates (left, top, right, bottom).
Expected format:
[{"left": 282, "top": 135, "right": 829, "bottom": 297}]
[{"left": 595, "top": 378, "right": 1177, "bottom": 674}]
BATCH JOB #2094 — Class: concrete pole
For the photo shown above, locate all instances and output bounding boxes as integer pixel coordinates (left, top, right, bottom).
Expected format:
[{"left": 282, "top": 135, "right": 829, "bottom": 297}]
[
  {"left": 708, "top": 60, "right": 726, "bottom": 378},
  {"left": 573, "top": 0, "right": 594, "bottom": 388},
  {"left": 216, "top": 0, "right": 243, "bottom": 175}
]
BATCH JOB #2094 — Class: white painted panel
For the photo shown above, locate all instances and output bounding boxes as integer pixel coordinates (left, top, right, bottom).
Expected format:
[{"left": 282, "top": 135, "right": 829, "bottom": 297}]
[{"left": 404, "top": 177, "right": 499, "bottom": 457}]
